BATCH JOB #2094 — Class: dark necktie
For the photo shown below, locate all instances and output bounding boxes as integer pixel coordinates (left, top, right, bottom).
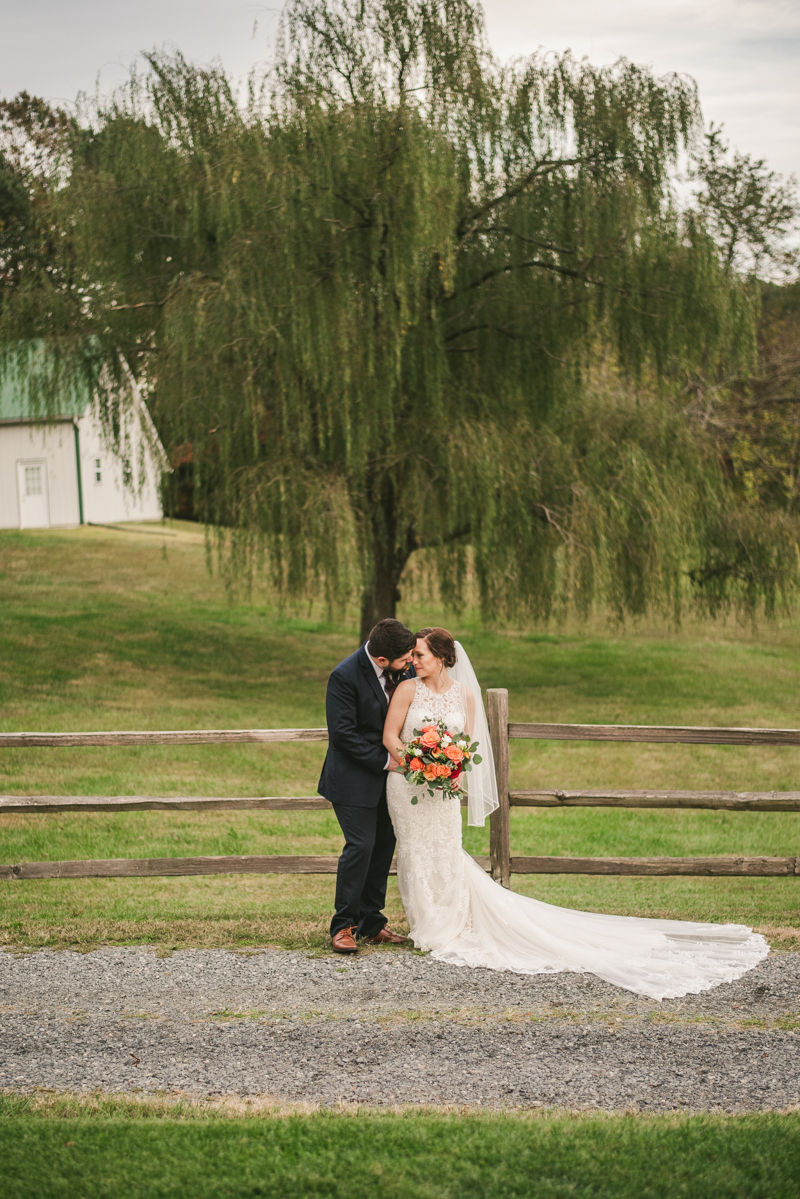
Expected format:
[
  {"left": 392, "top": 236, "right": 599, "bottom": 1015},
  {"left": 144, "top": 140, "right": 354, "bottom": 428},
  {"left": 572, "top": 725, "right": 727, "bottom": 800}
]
[{"left": 381, "top": 669, "right": 400, "bottom": 699}]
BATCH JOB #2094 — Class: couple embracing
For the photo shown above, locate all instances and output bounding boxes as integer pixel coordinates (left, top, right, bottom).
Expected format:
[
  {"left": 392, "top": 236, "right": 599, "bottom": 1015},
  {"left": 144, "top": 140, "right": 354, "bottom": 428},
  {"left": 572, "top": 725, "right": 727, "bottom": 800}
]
[{"left": 318, "top": 619, "right": 769, "bottom": 1001}]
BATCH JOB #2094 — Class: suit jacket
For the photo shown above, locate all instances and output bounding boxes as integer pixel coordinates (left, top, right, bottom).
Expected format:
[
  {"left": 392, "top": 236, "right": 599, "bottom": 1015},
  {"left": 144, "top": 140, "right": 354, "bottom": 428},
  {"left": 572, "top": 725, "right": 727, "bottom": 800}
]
[{"left": 318, "top": 645, "right": 415, "bottom": 808}]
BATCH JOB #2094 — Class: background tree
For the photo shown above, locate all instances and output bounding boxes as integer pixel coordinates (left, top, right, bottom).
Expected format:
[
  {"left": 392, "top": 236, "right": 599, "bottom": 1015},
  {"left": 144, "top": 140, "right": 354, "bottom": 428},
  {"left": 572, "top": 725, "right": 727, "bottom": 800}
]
[
  {"left": 0, "top": 95, "right": 74, "bottom": 338},
  {"left": 691, "top": 125, "right": 799, "bottom": 279},
  {"left": 1, "top": 0, "right": 789, "bottom": 635},
  {"left": 677, "top": 131, "right": 800, "bottom": 611},
  {"left": 716, "top": 283, "right": 800, "bottom": 511}
]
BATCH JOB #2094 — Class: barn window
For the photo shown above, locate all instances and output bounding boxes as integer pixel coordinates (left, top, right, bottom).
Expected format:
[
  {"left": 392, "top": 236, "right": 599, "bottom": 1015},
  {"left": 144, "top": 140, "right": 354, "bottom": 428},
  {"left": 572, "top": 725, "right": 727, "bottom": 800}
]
[
  {"left": 94, "top": 457, "right": 102, "bottom": 485},
  {"left": 24, "top": 465, "right": 42, "bottom": 496}
]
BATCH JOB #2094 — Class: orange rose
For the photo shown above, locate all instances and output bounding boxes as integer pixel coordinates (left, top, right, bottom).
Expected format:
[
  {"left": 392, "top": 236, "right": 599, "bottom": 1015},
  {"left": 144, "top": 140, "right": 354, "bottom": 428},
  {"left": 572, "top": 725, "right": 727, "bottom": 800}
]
[
  {"left": 432, "top": 763, "right": 451, "bottom": 778},
  {"left": 420, "top": 724, "right": 437, "bottom": 732},
  {"left": 420, "top": 730, "right": 440, "bottom": 749},
  {"left": 444, "top": 744, "right": 464, "bottom": 763},
  {"left": 409, "top": 757, "right": 423, "bottom": 771},
  {"left": 423, "top": 766, "right": 437, "bottom": 780}
]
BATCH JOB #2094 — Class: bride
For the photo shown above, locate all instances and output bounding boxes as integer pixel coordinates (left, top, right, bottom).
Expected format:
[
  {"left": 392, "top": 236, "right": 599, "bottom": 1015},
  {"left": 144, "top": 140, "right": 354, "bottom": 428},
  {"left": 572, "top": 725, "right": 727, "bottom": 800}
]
[{"left": 383, "top": 626, "right": 768, "bottom": 1001}]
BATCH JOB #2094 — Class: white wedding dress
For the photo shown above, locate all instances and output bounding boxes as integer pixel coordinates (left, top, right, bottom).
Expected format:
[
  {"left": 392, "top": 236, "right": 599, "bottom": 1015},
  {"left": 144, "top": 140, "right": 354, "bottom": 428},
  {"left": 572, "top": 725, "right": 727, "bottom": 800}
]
[{"left": 386, "top": 676, "right": 769, "bottom": 1001}]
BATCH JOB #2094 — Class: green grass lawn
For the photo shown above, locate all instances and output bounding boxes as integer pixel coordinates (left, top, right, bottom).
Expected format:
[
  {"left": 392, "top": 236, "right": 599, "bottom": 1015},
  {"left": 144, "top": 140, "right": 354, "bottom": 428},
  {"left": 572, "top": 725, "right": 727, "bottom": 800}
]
[
  {"left": 1, "top": 524, "right": 799, "bottom": 951},
  {"left": 1, "top": 1095, "right": 799, "bottom": 1199}
]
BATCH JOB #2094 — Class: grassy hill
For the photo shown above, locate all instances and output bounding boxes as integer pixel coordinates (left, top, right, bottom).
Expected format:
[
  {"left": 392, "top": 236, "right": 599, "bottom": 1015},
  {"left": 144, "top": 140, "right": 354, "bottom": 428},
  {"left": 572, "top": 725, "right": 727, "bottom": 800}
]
[{"left": 1, "top": 523, "right": 798, "bottom": 952}]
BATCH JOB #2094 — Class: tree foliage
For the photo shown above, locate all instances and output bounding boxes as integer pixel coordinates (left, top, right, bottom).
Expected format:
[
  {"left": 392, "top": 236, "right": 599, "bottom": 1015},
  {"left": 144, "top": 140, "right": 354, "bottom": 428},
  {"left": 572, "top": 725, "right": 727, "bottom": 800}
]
[
  {"left": 681, "top": 281, "right": 800, "bottom": 618},
  {"left": 1, "top": 0, "right": 795, "bottom": 633},
  {"left": 691, "top": 125, "right": 799, "bottom": 279},
  {"left": 679, "top": 139, "right": 800, "bottom": 612}
]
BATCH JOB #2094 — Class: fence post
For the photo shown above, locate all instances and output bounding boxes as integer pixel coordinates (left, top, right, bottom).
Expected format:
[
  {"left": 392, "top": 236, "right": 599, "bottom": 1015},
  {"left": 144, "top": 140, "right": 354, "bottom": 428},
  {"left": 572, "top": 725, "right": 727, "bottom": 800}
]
[{"left": 487, "top": 688, "right": 511, "bottom": 888}]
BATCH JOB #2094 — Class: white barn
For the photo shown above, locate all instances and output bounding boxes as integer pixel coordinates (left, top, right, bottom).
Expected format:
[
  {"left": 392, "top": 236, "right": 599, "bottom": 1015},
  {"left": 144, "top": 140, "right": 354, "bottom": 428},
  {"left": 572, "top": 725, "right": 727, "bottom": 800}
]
[{"left": 0, "top": 353, "right": 169, "bottom": 530}]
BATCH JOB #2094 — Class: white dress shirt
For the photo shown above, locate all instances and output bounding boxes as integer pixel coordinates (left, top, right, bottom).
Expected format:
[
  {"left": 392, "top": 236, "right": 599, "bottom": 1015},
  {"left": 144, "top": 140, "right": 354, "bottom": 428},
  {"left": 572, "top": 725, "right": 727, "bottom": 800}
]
[{"left": 366, "top": 642, "right": 391, "bottom": 692}]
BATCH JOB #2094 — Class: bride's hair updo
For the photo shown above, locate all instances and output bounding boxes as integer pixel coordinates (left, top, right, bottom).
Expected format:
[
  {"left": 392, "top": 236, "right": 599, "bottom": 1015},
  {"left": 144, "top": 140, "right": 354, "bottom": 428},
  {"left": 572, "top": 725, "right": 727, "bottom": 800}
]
[{"left": 415, "top": 627, "right": 457, "bottom": 669}]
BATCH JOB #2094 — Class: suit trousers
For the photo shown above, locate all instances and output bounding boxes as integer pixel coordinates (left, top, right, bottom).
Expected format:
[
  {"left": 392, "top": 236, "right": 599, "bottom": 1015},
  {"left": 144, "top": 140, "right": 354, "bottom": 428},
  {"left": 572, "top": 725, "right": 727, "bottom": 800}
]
[{"left": 330, "top": 789, "right": 396, "bottom": 938}]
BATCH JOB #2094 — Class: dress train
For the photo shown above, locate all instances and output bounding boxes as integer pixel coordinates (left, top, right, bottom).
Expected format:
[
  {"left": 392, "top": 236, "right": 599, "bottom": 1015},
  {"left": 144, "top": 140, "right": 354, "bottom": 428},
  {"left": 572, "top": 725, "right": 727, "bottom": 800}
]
[{"left": 386, "top": 678, "right": 768, "bottom": 1001}]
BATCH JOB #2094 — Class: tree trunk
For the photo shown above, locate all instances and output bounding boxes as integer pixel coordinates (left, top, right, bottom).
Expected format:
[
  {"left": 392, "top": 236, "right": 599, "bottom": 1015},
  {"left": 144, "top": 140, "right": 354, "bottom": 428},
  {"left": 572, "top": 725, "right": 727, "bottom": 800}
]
[
  {"left": 357, "top": 475, "right": 412, "bottom": 642},
  {"left": 359, "top": 568, "right": 404, "bottom": 643}
]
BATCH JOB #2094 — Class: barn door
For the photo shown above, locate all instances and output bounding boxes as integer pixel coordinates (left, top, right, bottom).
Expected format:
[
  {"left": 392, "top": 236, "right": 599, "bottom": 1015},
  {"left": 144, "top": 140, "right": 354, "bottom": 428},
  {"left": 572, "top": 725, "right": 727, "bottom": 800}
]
[{"left": 16, "top": 460, "right": 50, "bottom": 529}]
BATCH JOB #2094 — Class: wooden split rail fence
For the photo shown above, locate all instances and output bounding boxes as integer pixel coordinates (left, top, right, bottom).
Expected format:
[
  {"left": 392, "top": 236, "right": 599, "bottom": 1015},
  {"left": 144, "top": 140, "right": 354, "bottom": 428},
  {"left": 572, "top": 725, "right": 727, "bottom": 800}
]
[{"left": 1, "top": 688, "right": 799, "bottom": 885}]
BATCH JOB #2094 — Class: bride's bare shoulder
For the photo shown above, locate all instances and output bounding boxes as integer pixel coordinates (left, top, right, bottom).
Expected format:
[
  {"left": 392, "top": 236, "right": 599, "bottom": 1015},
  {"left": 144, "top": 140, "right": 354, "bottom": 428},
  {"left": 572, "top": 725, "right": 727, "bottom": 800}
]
[{"left": 393, "top": 678, "right": 417, "bottom": 700}]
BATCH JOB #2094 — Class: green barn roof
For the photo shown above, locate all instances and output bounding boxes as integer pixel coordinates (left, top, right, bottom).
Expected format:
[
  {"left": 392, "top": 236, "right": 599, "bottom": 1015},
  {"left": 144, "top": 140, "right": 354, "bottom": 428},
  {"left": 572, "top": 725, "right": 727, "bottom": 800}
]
[{"left": 0, "top": 343, "right": 93, "bottom": 422}]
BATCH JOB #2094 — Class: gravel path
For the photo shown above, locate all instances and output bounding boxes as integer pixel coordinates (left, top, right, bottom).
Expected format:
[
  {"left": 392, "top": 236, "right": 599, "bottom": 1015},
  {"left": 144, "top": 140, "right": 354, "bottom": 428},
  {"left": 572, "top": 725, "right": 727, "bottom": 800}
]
[{"left": 2, "top": 947, "right": 798, "bottom": 1111}]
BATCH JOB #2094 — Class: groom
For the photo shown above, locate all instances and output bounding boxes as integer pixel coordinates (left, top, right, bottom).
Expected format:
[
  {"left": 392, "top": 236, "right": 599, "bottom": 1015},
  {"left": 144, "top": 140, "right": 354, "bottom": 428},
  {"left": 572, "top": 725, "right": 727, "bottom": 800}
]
[{"left": 318, "top": 618, "right": 417, "bottom": 954}]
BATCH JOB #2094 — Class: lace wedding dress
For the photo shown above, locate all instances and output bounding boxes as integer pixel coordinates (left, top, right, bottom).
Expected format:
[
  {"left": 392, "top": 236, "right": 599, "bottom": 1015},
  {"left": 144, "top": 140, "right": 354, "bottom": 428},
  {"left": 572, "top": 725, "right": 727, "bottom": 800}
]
[{"left": 386, "top": 676, "right": 769, "bottom": 1001}]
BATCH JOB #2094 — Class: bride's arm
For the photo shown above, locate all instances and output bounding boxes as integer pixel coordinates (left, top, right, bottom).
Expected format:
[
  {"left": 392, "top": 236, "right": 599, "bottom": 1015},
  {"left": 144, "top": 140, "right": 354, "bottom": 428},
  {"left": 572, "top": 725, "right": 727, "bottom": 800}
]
[{"left": 383, "top": 679, "right": 416, "bottom": 768}]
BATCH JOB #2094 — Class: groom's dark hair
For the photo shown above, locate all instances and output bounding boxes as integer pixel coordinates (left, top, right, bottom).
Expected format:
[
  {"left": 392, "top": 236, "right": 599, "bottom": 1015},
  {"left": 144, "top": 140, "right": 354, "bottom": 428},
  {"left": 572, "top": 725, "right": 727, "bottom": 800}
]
[{"left": 368, "top": 618, "right": 416, "bottom": 660}]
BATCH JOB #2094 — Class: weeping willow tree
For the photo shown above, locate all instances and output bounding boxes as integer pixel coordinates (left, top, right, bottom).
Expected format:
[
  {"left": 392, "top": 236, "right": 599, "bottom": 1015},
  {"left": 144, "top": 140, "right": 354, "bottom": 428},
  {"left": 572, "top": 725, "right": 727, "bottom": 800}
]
[{"left": 3, "top": 0, "right": 785, "bottom": 635}]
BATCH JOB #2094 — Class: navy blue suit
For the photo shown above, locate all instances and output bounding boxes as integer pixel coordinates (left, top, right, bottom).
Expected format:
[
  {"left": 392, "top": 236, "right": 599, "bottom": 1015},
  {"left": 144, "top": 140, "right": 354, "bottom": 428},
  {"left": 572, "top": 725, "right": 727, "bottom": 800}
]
[{"left": 318, "top": 645, "right": 414, "bottom": 937}]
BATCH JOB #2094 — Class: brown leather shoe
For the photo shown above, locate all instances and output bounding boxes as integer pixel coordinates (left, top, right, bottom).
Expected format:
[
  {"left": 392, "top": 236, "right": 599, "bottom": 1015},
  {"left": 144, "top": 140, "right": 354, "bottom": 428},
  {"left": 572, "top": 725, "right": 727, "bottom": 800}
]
[
  {"left": 362, "top": 926, "right": 409, "bottom": 945},
  {"left": 331, "top": 926, "right": 358, "bottom": 954}
]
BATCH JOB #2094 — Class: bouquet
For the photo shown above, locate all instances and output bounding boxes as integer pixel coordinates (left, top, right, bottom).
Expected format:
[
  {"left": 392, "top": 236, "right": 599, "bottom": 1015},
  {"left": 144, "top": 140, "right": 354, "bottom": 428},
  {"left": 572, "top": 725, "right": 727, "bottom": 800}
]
[{"left": 395, "top": 719, "right": 482, "bottom": 802}]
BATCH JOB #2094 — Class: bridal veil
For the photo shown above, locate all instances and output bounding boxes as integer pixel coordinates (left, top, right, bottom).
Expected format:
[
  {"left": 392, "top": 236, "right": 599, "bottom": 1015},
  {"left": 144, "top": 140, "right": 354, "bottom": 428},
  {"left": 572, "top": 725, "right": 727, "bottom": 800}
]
[{"left": 450, "top": 640, "right": 500, "bottom": 827}]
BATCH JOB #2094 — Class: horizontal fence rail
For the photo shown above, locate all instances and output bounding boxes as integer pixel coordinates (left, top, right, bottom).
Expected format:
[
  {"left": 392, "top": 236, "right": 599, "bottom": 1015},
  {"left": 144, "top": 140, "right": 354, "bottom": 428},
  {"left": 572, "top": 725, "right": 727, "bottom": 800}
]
[
  {"left": 509, "top": 789, "right": 800, "bottom": 812},
  {"left": 4, "top": 722, "right": 800, "bottom": 749},
  {"left": 0, "top": 728, "right": 329, "bottom": 749},
  {"left": 1, "top": 854, "right": 793, "bottom": 883},
  {"left": 3, "top": 789, "right": 799, "bottom": 815},
  {"left": 509, "top": 855, "right": 799, "bottom": 877},
  {"left": 1, "top": 702, "right": 798, "bottom": 885},
  {"left": 0, "top": 794, "right": 474, "bottom": 813},
  {"left": 508, "top": 722, "right": 800, "bottom": 746},
  {"left": 0, "top": 855, "right": 492, "bottom": 882},
  {"left": 0, "top": 794, "right": 335, "bottom": 814}
]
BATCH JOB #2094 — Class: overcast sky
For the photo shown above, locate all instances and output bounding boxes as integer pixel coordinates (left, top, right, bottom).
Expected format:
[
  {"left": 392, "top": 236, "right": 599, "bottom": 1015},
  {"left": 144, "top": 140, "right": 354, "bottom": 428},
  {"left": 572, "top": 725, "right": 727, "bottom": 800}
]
[{"left": 1, "top": 0, "right": 798, "bottom": 180}]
